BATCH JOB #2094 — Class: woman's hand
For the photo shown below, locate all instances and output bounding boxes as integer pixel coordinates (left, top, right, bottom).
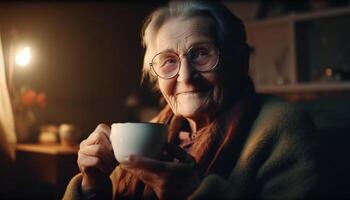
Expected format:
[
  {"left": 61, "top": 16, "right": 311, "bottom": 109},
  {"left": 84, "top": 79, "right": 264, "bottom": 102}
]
[
  {"left": 77, "top": 124, "right": 117, "bottom": 192},
  {"left": 121, "top": 143, "right": 201, "bottom": 199}
]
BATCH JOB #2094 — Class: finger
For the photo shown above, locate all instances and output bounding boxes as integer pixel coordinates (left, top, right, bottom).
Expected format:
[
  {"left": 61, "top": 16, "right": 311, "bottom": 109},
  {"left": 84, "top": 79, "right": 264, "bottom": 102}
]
[
  {"left": 79, "top": 133, "right": 113, "bottom": 152},
  {"left": 93, "top": 123, "right": 111, "bottom": 140},
  {"left": 165, "top": 143, "right": 196, "bottom": 165},
  {"left": 79, "top": 144, "right": 115, "bottom": 165},
  {"left": 121, "top": 155, "right": 167, "bottom": 173},
  {"left": 79, "top": 150, "right": 117, "bottom": 175},
  {"left": 85, "top": 128, "right": 112, "bottom": 148},
  {"left": 84, "top": 132, "right": 105, "bottom": 146},
  {"left": 79, "top": 139, "right": 88, "bottom": 149},
  {"left": 78, "top": 153, "right": 111, "bottom": 174},
  {"left": 83, "top": 133, "right": 113, "bottom": 151},
  {"left": 122, "top": 152, "right": 195, "bottom": 175},
  {"left": 162, "top": 144, "right": 198, "bottom": 175},
  {"left": 93, "top": 123, "right": 111, "bottom": 135}
]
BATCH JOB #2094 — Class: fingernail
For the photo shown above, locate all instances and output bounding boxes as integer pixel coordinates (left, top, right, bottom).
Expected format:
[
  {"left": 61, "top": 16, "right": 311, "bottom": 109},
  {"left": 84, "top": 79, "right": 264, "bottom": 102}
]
[
  {"left": 124, "top": 156, "right": 130, "bottom": 163},
  {"left": 125, "top": 155, "right": 134, "bottom": 163}
]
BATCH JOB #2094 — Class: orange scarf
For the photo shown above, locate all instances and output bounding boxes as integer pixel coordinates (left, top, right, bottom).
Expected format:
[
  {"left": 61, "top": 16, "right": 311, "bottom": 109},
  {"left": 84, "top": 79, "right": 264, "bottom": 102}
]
[
  {"left": 115, "top": 80, "right": 261, "bottom": 199},
  {"left": 154, "top": 92, "right": 260, "bottom": 177}
]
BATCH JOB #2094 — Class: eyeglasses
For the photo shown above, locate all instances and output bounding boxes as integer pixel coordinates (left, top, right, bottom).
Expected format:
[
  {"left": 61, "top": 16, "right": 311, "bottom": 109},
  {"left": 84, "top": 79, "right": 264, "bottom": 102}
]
[{"left": 149, "top": 42, "right": 219, "bottom": 79}]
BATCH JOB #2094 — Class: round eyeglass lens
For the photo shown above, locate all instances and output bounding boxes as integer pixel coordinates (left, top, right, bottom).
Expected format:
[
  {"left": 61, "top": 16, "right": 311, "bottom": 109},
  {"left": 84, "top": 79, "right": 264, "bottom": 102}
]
[
  {"left": 152, "top": 52, "right": 180, "bottom": 79},
  {"left": 188, "top": 43, "right": 219, "bottom": 72},
  {"left": 151, "top": 43, "right": 219, "bottom": 79}
]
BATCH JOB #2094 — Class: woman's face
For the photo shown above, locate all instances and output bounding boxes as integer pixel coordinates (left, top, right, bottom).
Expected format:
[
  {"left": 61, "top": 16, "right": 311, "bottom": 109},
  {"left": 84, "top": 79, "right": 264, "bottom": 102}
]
[{"left": 152, "top": 17, "right": 226, "bottom": 119}]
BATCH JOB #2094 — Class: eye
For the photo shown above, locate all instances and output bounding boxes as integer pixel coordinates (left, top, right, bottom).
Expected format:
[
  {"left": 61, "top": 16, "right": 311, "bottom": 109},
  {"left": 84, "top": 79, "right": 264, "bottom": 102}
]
[
  {"left": 189, "top": 47, "right": 211, "bottom": 65},
  {"left": 160, "top": 57, "right": 178, "bottom": 68},
  {"left": 155, "top": 54, "right": 179, "bottom": 76},
  {"left": 193, "top": 48, "right": 209, "bottom": 57}
]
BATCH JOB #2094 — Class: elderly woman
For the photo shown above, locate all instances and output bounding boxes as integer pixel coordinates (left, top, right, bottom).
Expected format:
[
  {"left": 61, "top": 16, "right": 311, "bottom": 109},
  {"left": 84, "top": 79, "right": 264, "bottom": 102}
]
[{"left": 64, "top": 1, "right": 320, "bottom": 199}]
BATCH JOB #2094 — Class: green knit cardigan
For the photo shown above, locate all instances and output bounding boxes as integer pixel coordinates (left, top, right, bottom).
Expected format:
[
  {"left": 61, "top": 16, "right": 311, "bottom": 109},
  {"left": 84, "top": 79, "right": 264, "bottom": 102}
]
[{"left": 63, "top": 96, "right": 321, "bottom": 199}]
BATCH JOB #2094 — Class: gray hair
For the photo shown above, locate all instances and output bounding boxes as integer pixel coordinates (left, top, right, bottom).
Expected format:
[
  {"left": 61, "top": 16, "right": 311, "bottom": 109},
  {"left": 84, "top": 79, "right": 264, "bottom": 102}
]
[{"left": 141, "top": 0, "right": 250, "bottom": 89}]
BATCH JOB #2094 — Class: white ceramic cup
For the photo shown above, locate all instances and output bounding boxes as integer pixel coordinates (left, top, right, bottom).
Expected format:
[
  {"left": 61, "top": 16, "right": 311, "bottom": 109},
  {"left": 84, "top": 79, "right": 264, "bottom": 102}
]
[{"left": 110, "top": 122, "right": 167, "bottom": 163}]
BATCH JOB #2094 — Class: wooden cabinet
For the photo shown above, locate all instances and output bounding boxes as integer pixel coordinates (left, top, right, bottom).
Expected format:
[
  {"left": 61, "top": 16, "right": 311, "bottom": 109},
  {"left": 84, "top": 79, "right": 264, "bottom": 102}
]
[
  {"left": 246, "top": 7, "right": 350, "bottom": 93},
  {"left": 15, "top": 144, "right": 79, "bottom": 199}
]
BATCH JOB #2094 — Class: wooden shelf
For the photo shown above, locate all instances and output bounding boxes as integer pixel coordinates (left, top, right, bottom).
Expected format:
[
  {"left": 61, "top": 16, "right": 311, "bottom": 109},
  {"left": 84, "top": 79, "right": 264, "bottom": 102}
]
[
  {"left": 246, "top": 6, "right": 350, "bottom": 94},
  {"left": 15, "top": 143, "right": 79, "bottom": 199},
  {"left": 256, "top": 82, "right": 350, "bottom": 93},
  {"left": 16, "top": 143, "right": 78, "bottom": 155},
  {"left": 247, "top": 7, "right": 350, "bottom": 28}
]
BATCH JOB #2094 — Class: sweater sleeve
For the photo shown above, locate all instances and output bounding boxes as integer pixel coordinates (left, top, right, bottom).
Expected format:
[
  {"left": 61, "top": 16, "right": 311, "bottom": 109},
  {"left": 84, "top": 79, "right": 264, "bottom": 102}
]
[
  {"left": 188, "top": 174, "right": 238, "bottom": 200},
  {"left": 62, "top": 173, "right": 113, "bottom": 200},
  {"left": 255, "top": 103, "right": 321, "bottom": 199},
  {"left": 62, "top": 173, "right": 84, "bottom": 200},
  {"left": 189, "top": 101, "right": 321, "bottom": 199}
]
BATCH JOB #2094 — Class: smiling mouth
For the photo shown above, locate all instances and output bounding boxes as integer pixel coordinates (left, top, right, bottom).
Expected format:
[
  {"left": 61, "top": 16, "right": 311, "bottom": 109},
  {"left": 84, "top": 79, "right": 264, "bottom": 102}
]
[{"left": 176, "top": 88, "right": 211, "bottom": 95}]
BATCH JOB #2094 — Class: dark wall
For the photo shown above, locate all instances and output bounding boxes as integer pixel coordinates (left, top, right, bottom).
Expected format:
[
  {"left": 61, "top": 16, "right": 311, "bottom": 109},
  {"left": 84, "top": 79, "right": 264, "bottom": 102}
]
[{"left": 0, "top": 2, "right": 160, "bottom": 136}]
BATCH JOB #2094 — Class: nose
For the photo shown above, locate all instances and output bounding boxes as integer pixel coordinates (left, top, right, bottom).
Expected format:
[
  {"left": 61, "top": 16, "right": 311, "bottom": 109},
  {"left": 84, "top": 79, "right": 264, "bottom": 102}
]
[{"left": 177, "top": 56, "right": 196, "bottom": 83}]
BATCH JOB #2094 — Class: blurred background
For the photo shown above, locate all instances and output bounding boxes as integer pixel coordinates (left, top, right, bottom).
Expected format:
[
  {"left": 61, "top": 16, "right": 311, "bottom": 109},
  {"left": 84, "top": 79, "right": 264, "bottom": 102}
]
[{"left": 0, "top": 0, "right": 349, "bottom": 199}]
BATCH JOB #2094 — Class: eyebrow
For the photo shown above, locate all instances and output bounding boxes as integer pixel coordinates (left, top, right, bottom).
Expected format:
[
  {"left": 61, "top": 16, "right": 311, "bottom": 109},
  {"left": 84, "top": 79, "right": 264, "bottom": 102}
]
[{"left": 157, "top": 40, "right": 213, "bottom": 55}]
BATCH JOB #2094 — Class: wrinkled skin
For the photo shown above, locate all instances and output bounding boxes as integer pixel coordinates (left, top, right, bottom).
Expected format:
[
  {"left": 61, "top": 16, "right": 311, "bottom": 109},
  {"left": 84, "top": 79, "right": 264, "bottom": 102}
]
[{"left": 121, "top": 144, "right": 201, "bottom": 199}]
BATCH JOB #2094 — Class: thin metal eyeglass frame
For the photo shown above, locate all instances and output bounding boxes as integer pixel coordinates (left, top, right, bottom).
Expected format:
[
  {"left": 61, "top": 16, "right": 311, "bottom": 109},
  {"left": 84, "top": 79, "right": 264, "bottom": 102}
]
[{"left": 149, "top": 45, "right": 220, "bottom": 80}]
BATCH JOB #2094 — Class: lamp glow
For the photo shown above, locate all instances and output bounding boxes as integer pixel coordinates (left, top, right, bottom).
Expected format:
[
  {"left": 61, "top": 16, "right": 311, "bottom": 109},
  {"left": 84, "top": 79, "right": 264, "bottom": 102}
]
[{"left": 15, "top": 46, "right": 31, "bottom": 67}]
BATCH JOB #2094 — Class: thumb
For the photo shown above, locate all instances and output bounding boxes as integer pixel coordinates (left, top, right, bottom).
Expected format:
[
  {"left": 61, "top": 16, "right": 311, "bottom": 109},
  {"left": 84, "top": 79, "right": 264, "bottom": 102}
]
[{"left": 164, "top": 143, "right": 196, "bottom": 164}]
